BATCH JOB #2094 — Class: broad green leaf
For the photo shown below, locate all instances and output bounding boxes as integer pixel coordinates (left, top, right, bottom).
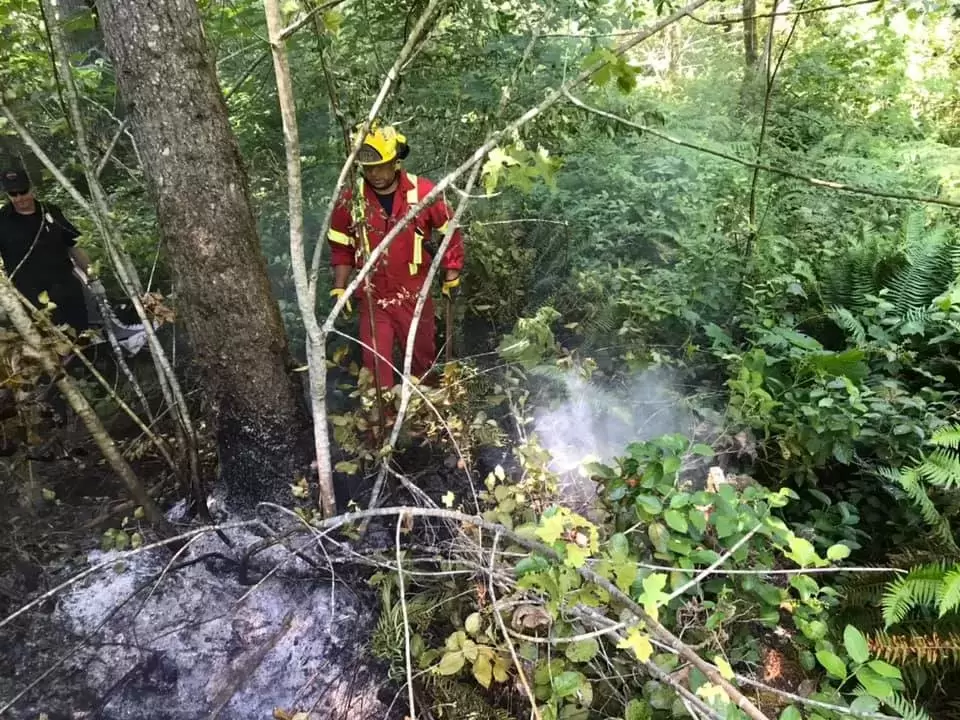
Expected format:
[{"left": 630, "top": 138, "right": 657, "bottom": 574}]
[
  {"left": 866, "top": 660, "right": 901, "bottom": 679},
  {"left": 779, "top": 707, "right": 802, "bottom": 720},
  {"left": 635, "top": 495, "right": 663, "bottom": 514},
  {"left": 536, "top": 513, "right": 566, "bottom": 544},
  {"left": 816, "top": 650, "right": 847, "bottom": 679},
  {"left": 849, "top": 695, "right": 879, "bottom": 714},
  {"left": 855, "top": 666, "right": 893, "bottom": 698},
  {"left": 516, "top": 555, "right": 550, "bottom": 576},
  {"left": 551, "top": 670, "right": 582, "bottom": 697},
  {"left": 565, "top": 637, "right": 599, "bottom": 663},
  {"left": 564, "top": 543, "right": 589, "bottom": 568},
  {"left": 844, "top": 625, "right": 870, "bottom": 665},
  {"left": 465, "top": 612, "right": 482, "bottom": 636},
  {"left": 786, "top": 537, "right": 821, "bottom": 567},
  {"left": 827, "top": 543, "right": 851, "bottom": 561},
  {"left": 473, "top": 655, "right": 493, "bottom": 688},
  {"left": 436, "top": 651, "right": 465, "bottom": 675},
  {"left": 664, "top": 509, "right": 688, "bottom": 533},
  {"left": 609, "top": 533, "right": 630, "bottom": 561}
]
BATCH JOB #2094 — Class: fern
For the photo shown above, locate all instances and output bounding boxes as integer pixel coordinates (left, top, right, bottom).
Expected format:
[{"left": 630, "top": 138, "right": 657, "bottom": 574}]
[
  {"left": 918, "top": 449, "right": 960, "bottom": 490},
  {"left": 932, "top": 424, "right": 960, "bottom": 450},
  {"left": 882, "top": 563, "right": 947, "bottom": 627},
  {"left": 938, "top": 568, "right": 960, "bottom": 618},
  {"left": 829, "top": 305, "right": 867, "bottom": 345},
  {"left": 869, "top": 629, "right": 960, "bottom": 665},
  {"left": 884, "top": 691, "right": 934, "bottom": 720}
]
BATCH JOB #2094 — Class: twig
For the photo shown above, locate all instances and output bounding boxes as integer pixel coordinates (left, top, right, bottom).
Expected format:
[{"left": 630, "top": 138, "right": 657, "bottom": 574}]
[
  {"left": 0, "top": 522, "right": 261, "bottom": 631},
  {"left": 279, "top": 0, "right": 351, "bottom": 40},
  {"left": 689, "top": 0, "right": 879, "bottom": 25},
  {"left": 561, "top": 90, "right": 960, "bottom": 209},
  {"left": 733, "top": 673, "right": 898, "bottom": 720},
  {"left": 294, "top": 505, "right": 771, "bottom": 720},
  {"left": 667, "top": 524, "right": 762, "bottom": 601},
  {"left": 96, "top": 117, "right": 130, "bottom": 177},
  {"left": 396, "top": 514, "right": 417, "bottom": 720},
  {"left": 489, "top": 532, "right": 543, "bottom": 720}
]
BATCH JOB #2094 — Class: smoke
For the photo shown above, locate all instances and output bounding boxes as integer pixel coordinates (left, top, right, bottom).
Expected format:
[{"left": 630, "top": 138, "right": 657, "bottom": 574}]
[{"left": 533, "top": 367, "right": 695, "bottom": 507}]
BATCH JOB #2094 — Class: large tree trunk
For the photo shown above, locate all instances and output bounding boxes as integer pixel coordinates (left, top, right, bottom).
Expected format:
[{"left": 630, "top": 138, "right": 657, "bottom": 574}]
[{"left": 94, "top": 0, "right": 309, "bottom": 506}]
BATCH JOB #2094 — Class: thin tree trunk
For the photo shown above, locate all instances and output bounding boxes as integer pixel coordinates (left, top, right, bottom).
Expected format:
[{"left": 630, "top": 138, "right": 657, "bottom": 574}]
[
  {"left": 94, "top": 0, "right": 309, "bottom": 505},
  {"left": 263, "top": 0, "right": 337, "bottom": 518},
  {"left": 0, "top": 273, "right": 167, "bottom": 528},
  {"left": 743, "top": 0, "right": 759, "bottom": 68}
]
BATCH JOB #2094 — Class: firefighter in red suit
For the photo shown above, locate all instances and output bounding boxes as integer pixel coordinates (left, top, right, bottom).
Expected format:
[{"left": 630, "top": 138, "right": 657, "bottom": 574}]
[{"left": 327, "top": 121, "right": 464, "bottom": 389}]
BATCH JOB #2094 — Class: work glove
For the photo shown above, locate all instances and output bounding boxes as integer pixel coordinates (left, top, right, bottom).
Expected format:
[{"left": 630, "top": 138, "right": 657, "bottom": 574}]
[
  {"left": 330, "top": 288, "right": 352, "bottom": 317},
  {"left": 88, "top": 279, "right": 107, "bottom": 297},
  {"left": 441, "top": 276, "right": 461, "bottom": 300}
]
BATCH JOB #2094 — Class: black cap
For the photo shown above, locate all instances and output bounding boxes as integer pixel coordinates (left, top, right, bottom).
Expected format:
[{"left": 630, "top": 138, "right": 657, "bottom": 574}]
[{"left": 1, "top": 169, "right": 31, "bottom": 193}]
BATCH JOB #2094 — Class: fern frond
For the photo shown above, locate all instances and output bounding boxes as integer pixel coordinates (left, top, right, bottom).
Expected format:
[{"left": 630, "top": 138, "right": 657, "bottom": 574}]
[
  {"left": 884, "top": 691, "right": 934, "bottom": 720},
  {"left": 931, "top": 425, "right": 960, "bottom": 450},
  {"left": 869, "top": 629, "right": 960, "bottom": 666},
  {"left": 882, "top": 564, "right": 947, "bottom": 627},
  {"left": 917, "top": 449, "right": 960, "bottom": 490},
  {"left": 883, "top": 466, "right": 944, "bottom": 530},
  {"left": 937, "top": 567, "right": 960, "bottom": 617},
  {"left": 828, "top": 306, "right": 867, "bottom": 345}
]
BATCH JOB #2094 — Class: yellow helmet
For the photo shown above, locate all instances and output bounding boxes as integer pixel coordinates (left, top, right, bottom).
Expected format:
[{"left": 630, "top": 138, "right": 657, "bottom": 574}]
[{"left": 355, "top": 120, "right": 409, "bottom": 166}]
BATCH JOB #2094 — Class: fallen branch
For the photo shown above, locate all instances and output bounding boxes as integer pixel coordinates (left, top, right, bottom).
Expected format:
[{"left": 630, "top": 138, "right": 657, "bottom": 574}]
[
  {"left": 283, "top": 504, "right": 774, "bottom": 720},
  {"left": 563, "top": 89, "right": 960, "bottom": 209}
]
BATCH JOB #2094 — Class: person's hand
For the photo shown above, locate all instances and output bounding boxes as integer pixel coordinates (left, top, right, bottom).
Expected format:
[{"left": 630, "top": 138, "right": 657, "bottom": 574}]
[
  {"left": 330, "top": 287, "right": 352, "bottom": 317},
  {"left": 441, "top": 275, "right": 461, "bottom": 300},
  {"left": 89, "top": 279, "right": 107, "bottom": 297}
]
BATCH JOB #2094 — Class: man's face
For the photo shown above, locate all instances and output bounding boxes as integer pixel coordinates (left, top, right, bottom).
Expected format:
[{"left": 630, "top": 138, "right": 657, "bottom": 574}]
[
  {"left": 362, "top": 162, "right": 398, "bottom": 192},
  {"left": 7, "top": 188, "right": 35, "bottom": 214}
]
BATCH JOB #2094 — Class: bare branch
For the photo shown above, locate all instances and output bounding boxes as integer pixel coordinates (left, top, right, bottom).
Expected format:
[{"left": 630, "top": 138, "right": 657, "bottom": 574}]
[
  {"left": 690, "top": 0, "right": 879, "bottom": 25},
  {"left": 396, "top": 514, "right": 417, "bottom": 720}
]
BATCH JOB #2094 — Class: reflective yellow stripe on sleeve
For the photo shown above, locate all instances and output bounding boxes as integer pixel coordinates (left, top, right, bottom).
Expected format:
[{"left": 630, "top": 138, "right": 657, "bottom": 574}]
[
  {"left": 406, "top": 174, "right": 419, "bottom": 206},
  {"left": 328, "top": 228, "right": 353, "bottom": 246}
]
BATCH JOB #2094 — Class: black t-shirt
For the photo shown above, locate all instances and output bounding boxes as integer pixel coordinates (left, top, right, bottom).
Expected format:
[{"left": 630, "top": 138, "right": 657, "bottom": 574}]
[
  {"left": 0, "top": 201, "right": 81, "bottom": 301},
  {"left": 375, "top": 191, "right": 394, "bottom": 217}
]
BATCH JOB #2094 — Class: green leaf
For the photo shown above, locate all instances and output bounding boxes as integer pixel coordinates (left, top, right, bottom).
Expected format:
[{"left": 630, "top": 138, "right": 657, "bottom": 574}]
[
  {"left": 692, "top": 443, "right": 715, "bottom": 457},
  {"left": 624, "top": 698, "right": 652, "bottom": 720},
  {"left": 436, "top": 651, "right": 465, "bottom": 676},
  {"left": 564, "top": 543, "right": 589, "bottom": 568},
  {"left": 786, "top": 536, "right": 821, "bottom": 567},
  {"left": 849, "top": 696, "right": 879, "bottom": 714},
  {"left": 779, "top": 707, "right": 802, "bottom": 720},
  {"left": 565, "top": 637, "right": 599, "bottom": 663},
  {"left": 551, "top": 670, "right": 582, "bottom": 698},
  {"left": 816, "top": 650, "right": 848, "bottom": 679},
  {"left": 609, "top": 533, "right": 630, "bottom": 561},
  {"left": 465, "top": 612, "right": 482, "bottom": 636},
  {"left": 713, "top": 655, "right": 734, "bottom": 680},
  {"left": 867, "top": 660, "right": 901, "bottom": 679},
  {"left": 664, "top": 509, "right": 688, "bottom": 533},
  {"left": 516, "top": 555, "right": 550, "bottom": 576},
  {"left": 635, "top": 495, "right": 663, "bottom": 514},
  {"left": 473, "top": 655, "right": 493, "bottom": 688},
  {"left": 335, "top": 460, "right": 359, "bottom": 474},
  {"left": 856, "top": 666, "right": 893, "bottom": 698},
  {"left": 844, "top": 625, "right": 870, "bottom": 665},
  {"left": 537, "top": 513, "right": 566, "bottom": 544},
  {"left": 827, "top": 543, "right": 851, "bottom": 561}
]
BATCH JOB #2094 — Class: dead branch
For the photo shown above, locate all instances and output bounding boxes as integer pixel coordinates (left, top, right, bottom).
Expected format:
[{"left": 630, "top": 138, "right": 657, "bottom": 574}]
[
  {"left": 563, "top": 89, "right": 960, "bottom": 209},
  {"left": 690, "top": 0, "right": 879, "bottom": 25},
  {"left": 0, "top": 275, "right": 167, "bottom": 527}
]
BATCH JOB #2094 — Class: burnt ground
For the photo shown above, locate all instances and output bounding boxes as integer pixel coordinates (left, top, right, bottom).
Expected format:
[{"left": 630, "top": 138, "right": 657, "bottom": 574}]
[{"left": 0, "top": 370, "right": 489, "bottom": 719}]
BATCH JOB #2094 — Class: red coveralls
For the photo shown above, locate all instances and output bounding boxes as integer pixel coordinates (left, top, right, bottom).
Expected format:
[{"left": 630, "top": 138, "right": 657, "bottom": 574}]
[{"left": 327, "top": 170, "right": 465, "bottom": 388}]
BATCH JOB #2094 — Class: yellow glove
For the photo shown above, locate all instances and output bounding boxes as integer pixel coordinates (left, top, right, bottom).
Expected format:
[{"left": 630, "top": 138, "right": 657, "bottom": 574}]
[
  {"left": 330, "top": 288, "right": 352, "bottom": 316},
  {"left": 441, "top": 275, "right": 461, "bottom": 299}
]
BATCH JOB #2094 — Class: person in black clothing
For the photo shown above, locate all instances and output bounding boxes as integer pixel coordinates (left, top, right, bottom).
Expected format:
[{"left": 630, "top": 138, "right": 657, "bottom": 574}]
[{"left": 0, "top": 169, "right": 91, "bottom": 334}]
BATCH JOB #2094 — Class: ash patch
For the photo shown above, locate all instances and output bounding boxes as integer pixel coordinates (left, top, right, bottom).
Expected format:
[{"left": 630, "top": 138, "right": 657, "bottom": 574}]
[{"left": 3, "top": 523, "right": 390, "bottom": 720}]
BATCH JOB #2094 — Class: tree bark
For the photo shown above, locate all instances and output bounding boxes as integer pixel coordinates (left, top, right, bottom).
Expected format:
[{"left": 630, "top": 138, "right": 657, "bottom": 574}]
[{"left": 94, "top": 0, "right": 309, "bottom": 506}]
